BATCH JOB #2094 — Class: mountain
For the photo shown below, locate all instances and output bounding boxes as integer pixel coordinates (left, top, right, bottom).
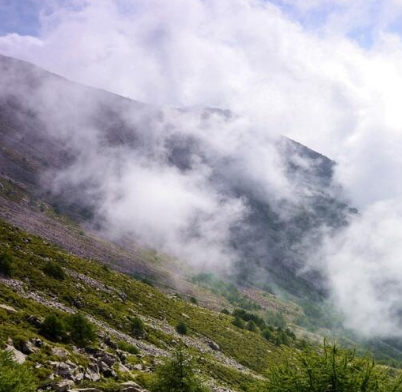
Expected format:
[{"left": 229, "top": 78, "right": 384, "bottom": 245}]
[
  {"left": 0, "top": 53, "right": 354, "bottom": 299},
  {"left": 2, "top": 54, "right": 402, "bottom": 392}
]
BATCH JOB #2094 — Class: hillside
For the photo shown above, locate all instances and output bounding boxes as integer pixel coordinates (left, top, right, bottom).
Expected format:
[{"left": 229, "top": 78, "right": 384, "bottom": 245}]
[
  {"left": 0, "top": 217, "right": 306, "bottom": 391},
  {"left": 0, "top": 53, "right": 353, "bottom": 298},
  {"left": 2, "top": 53, "right": 402, "bottom": 391}
]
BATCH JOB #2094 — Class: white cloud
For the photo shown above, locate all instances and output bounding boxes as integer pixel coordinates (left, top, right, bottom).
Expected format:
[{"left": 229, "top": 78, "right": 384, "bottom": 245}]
[{"left": 3, "top": 0, "right": 402, "bottom": 337}]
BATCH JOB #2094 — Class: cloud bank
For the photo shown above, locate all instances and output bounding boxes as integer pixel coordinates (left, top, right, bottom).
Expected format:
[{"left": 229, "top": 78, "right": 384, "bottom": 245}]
[{"left": 3, "top": 0, "right": 402, "bottom": 337}]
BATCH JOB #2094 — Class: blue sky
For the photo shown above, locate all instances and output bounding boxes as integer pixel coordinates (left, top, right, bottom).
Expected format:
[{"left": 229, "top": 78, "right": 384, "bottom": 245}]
[
  {"left": 1, "top": 0, "right": 400, "bottom": 49},
  {"left": 0, "top": 0, "right": 42, "bottom": 36}
]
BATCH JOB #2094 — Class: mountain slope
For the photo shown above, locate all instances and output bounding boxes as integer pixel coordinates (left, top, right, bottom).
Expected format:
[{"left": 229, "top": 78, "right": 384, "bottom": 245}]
[
  {"left": 0, "top": 218, "right": 297, "bottom": 391},
  {"left": 0, "top": 53, "right": 353, "bottom": 298}
]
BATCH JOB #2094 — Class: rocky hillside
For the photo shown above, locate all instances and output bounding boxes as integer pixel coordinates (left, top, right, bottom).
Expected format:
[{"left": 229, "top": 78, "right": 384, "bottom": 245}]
[
  {"left": 0, "top": 218, "right": 308, "bottom": 391},
  {"left": 0, "top": 53, "right": 354, "bottom": 299}
]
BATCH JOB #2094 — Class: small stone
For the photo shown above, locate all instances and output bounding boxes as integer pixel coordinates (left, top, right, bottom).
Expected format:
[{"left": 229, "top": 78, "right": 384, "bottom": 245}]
[
  {"left": 53, "top": 380, "right": 74, "bottom": 392},
  {"left": 0, "top": 304, "right": 17, "bottom": 313},
  {"left": 51, "top": 347, "right": 69, "bottom": 359}
]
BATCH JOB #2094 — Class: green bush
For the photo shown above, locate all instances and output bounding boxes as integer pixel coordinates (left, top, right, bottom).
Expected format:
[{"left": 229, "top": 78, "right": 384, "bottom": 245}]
[
  {"left": 0, "top": 252, "right": 13, "bottom": 277},
  {"left": 247, "top": 320, "right": 258, "bottom": 332},
  {"left": 265, "top": 342, "right": 402, "bottom": 392},
  {"left": 190, "top": 296, "right": 198, "bottom": 305},
  {"left": 150, "top": 345, "right": 209, "bottom": 392},
  {"left": 231, "top": 316, "right": 245, "bottom": 329},
  {"left": 261, "top": 328, "right": 273, "bottom": 341},
  {"left": 66, "top": 313, "right": 96, "bottom": 347},
  {"left": 117, "top": 340, "right": 139, "bottom": 355},
  {"left": 176, "top": 322, "right": 188, "bottom": 336},
  {"left": 131, "top": 317, "right": 145, "bottom": 338},
  {"left": 43, "top": 260, "right": 65, "bottom": 280},
  {"left": 40, "top": 313, "right": 66, "bottom": 341},
  {"left": 265, "top": 311, "right": 286, "bottom": 329},
  {"left": 232, "top": 309, "right": 266, "bottom": 330},
  {"left": 0, "top": 349, "right": 37, "bottom": 392},
  {"left": 141, "top": 277, "right": 154, "bottom": 287}
]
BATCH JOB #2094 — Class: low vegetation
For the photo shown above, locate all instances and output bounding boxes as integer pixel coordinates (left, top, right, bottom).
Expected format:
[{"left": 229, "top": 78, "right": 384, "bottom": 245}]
[
  {"left": 0, "top": 349, "right": 37, "bottom": 392},
  {"left": 266, "top": 342, "right": 402, "bottom": 392},
  {"left": 1, "top": 219, "right": 402, "bottom": 391},
  {"left": 150, "top": 345, "right": 209, "bottom": 392}
]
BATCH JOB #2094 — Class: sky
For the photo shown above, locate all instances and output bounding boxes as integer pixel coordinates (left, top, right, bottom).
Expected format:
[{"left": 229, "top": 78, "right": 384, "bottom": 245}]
[{"left": 3, "top": 0, "right": 402, "bottom": 337}]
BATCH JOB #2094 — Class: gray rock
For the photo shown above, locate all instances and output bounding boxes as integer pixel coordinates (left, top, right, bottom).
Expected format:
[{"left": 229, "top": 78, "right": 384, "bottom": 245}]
[
  {"left": 119, "top": 381, "right": 146, "bottom": 392},
  {"left": 51, "top": 347, "right": 69, "bottom": 358},
  {"left": 54, "top": 380, "right": 75, "bottom": 392},
  {"left": 71, "top": 389, "right": 102, "bottom": 392},
  {"left": 0, "top": 303, "right": 17, "bottom": 313},
  {"left": 98, "top": 360, "right": 116, "bottom": 378},
  {"left": 32, "top": 338, "right": 44, "bottom": 347},
  {"left": 21, "top": 340, "right": 39, "bottom": 355},
  {"left": 208, "top": 340, "right": 220, "bottom": 351},
  {"left": 5, "top": 345, "right": 26, "bottom": 364},
  {"left": 84, "top": 363, "right": 100, "bottom": 382}
]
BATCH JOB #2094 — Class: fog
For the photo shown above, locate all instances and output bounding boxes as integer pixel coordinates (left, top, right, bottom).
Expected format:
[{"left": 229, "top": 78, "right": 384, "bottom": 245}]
[{"left": 2, "top": 0, "right": 402, "bottom": 337}]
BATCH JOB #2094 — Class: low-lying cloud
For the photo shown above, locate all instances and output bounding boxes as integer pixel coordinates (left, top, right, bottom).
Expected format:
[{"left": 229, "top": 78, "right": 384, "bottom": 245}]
[{"left": 2, "top": 0, "right": 402, "bottom": 338}]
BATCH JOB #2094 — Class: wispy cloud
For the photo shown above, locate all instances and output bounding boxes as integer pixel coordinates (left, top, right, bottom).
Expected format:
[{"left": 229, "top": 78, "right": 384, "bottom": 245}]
[{"left": 2, "top": 0, "right": 402, "bottom": 337}]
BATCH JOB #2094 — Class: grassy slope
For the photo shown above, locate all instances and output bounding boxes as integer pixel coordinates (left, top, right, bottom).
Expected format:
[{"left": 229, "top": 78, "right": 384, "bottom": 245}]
[{"left": 0, "top": 218, "right": 295, "bottom": 390}]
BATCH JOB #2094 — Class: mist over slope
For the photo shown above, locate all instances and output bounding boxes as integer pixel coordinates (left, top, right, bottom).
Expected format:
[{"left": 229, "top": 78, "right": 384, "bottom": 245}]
[{"left": 0, "top": 53, "right": 353, "bottom": 298}]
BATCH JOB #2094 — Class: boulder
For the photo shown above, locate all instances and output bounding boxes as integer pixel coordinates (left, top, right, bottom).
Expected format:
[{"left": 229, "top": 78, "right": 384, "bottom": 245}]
[
  {"left": 98, "top": 360, "right": 117, "bottom": 378},
  {"left": 0, "top": 304, "right": 17, "bottom": 313},
  {"left": 207, "top": 340, "right": 220, "bottom": 351},
  {"left": 71, "top": 389, "right": 101, "bottom": 392},
  {"left": 25, "top": 315, "right": 43, "bottom": 328},
  {"left": 5, "top": 345, "right": 26, "bottom": 364},
  {"left": 54, "top": 380, "right": 75, "bottom": 392},
  {"left": 21, "top": 340, "right": 39, "bottom": 355},
  {"left": 119, "top": 381, "right": 146, "bottom": 392},
  {"left": 85, "top": 363, "right": 100, "bottom": 382},
  {"left": 51, "top": 347, "right": 69, "bottom": 358}
]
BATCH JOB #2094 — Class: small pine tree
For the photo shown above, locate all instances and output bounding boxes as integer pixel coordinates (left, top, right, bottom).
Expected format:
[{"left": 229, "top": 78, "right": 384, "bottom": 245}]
[
  {"left": 261, "top": 328, "right": 273, "bottom": 341},
  {"left": 266, "top": 341, "right": 402, "bottom": 392},
  {"left": 150, "top": 345, "right": 209, "bottom": 392},
  {"left": 43, "top": 260, "right": 65, "bottom": 280},
  {"left": 0, "top": 252, "right": 13, "bottom": 277},
  {"left": 176, "top": 321, "right": 188, "bottom": 336},
  {"left": 247, "top": 320, "right": 258, "bottom": 332},
  {"left": 66, "top": 313, "right": 96, "bottom": 347},
  {"left": 232, "top": 316, "right": 245, "bottom": 329},
  {"left": 40, "top": 313, "right": 66, "bottom": 341},
  {"left": 131, "top": 317, "right": 145, "bottom": 338},
  {"left": 0, "top": 349, "right": 37, "bottom": 392}
]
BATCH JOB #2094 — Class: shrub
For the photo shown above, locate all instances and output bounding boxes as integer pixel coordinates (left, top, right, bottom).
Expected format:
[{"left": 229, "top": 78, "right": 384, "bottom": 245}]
[
  {"left": 40, "top": 313, "right": 66, "bottom": 341},
  {"left": 141, "top": 277, "right": 154, "bottom": 287},
  {"left": 0, "top": 349, "right": 37, "bottom": 392},
  {"left": 265, "top": 311, "right": 286, "bottom": 329},
  {"left": 265, "top": 341, "right": 402, "bottom": 392},
  {"left": 232, "top": 309, "right": 266, "bottom": 330},
  {"left": 150, "top": 345, "right": 209, "bottom": 392},
  {"left": 176, "top": 321, "right": 188, "bottom": 336},
  {"left": 221, "top": 309, "right": 230, "bottom": 315},
  {"left": 0, "top": 252, "right": 13, "bottom": 277},
  {"left": 66, "top": 313, "right": 96, "bottom": 347},
  {"left": 261, "top": 328, "right": 273, "bottom": 341},
  {"left": 117, "top": 341, "right": 139, "bottom": 355},
  {"left": 190, "top": 296, "right": 198, "bottom": 305},
  {"left": 131, "top": 317, "right": 145, "bottom": 338},
  {"left": 232, "top": 316, "right": 245, "bottom": 329},
  {"left": 43, "top": 260, "right": 65, "bottom": 280},
  {"left": 247, "top": 320, "right": 258, "bottom": 332}
]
